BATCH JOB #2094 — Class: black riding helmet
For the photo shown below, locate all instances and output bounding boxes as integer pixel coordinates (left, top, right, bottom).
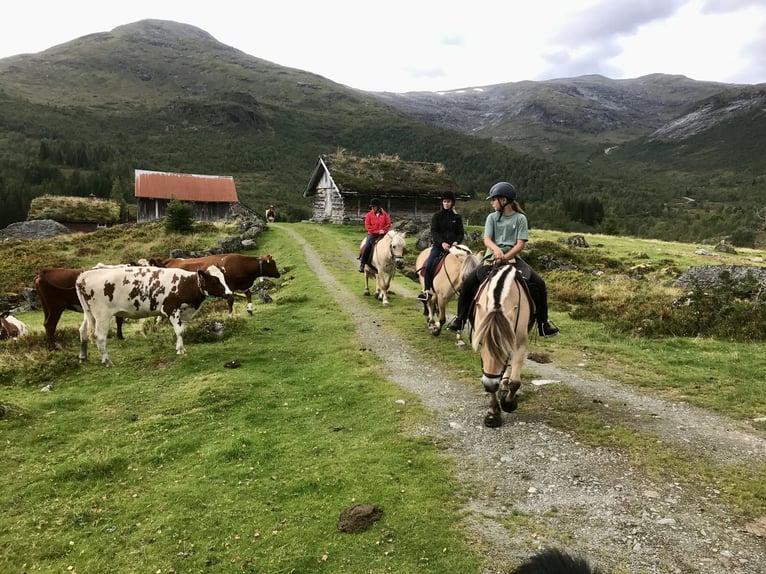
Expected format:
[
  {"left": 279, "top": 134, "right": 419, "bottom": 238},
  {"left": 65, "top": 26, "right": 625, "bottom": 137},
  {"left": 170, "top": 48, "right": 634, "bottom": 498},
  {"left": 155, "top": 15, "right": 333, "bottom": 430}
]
[
  {"left": 370, "top": 198, "right": 382, "bottom": 208},
  {"left": 485, "top": 181, "right": 517, "bottom": 202}
]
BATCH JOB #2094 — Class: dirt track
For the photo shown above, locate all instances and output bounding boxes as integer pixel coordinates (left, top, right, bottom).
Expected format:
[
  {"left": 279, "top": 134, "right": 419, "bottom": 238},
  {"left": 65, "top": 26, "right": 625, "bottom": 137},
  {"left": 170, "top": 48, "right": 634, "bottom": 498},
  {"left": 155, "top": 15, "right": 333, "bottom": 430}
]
[{"left": 281, "top": 224, "right": 766, "bottom": 574}]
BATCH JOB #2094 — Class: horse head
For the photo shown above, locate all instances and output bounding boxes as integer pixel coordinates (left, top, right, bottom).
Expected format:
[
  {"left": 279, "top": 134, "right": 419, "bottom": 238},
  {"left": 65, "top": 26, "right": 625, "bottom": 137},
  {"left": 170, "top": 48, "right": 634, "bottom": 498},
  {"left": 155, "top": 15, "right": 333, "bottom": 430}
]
[{"left": 388, "top": 231, "right": 406, "bottom": 269}]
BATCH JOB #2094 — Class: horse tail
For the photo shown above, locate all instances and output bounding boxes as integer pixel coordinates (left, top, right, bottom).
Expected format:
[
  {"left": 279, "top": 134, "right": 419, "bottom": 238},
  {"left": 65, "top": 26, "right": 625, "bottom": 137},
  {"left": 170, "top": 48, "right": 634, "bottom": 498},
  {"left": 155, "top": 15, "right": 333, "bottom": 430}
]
[{"left": 472, "top": 266, "right": 518, "bottom": 363}]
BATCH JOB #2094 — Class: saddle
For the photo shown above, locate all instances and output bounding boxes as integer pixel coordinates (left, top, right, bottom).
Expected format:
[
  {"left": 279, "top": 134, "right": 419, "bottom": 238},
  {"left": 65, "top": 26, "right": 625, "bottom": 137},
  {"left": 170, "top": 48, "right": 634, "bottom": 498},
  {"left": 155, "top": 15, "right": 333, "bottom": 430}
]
[
  {"left": 417, "top": 251, "right": 448, "bottom": 278},
  {"left": 467, "top": 261, "right": 536, "bottom": 329},
  {"left": 359, "top": 235, "right": 384, "bottom": 273}
]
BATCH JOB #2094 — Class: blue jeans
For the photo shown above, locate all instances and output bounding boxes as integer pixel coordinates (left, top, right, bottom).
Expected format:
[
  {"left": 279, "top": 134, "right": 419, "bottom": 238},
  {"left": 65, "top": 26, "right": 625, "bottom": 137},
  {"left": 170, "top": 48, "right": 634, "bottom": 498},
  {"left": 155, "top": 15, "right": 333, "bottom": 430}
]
[
  {"left": 423, "top": 244, "right": 447, "bottom": 291},
  {"left": 361, "top": 234, "right": 377, "bottom": 266}
]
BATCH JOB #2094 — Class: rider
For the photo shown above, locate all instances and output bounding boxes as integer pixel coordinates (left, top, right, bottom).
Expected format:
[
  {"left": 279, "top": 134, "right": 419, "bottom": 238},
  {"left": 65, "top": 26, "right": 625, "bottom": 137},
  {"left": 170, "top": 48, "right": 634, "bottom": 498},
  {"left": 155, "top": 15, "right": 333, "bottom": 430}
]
[
  {"left": 447, "top": 181, "right": 560, "bottom": 337},
  {"left": 418, "top": 190, "right": 465, "bottom": 302},
  {"left": 359, "top": 198, "right": 391, "bottom": 272}
]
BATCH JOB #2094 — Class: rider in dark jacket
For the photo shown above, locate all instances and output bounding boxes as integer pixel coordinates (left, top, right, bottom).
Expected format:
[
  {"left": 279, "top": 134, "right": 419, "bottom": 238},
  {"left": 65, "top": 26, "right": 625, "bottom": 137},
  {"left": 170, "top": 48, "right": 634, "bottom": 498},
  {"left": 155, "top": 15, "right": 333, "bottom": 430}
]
[{"left": 419, "top": 190, "right": 465, "bottom": 302}]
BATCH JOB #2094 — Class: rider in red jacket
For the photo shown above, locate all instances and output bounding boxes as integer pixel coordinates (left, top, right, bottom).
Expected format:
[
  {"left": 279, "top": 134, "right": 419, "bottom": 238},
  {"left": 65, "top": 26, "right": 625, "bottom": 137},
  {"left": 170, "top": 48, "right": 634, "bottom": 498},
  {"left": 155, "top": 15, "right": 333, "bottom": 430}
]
[{"left": 359, "top": 198, "right": 391, "bottom": 272}]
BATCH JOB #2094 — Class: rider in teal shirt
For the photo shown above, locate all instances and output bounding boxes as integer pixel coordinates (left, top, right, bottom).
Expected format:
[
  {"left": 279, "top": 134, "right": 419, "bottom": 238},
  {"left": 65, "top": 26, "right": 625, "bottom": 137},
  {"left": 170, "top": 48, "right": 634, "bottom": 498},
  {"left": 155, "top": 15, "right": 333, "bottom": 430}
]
[{"left": 448, "top": 181, "right": 559, "bottom": 338}]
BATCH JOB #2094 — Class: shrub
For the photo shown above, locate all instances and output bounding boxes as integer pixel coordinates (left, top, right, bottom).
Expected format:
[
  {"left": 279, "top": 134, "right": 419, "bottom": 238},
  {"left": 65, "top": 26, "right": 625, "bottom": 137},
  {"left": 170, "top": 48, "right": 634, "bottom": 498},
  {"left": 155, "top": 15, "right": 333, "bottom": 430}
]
[
  {"left": 164, "top": 198, "right": 194, "bottom": 234},
  {"left": 730, "top": 227, "right": 755, "bottom": 248}
]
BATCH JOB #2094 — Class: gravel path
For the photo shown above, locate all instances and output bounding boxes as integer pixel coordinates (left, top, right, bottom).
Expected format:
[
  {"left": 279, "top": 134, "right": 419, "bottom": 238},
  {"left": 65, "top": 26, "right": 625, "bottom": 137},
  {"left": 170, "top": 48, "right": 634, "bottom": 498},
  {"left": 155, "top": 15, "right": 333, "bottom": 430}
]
[{"left": 282, "top": 225, "right": 766, "bottom": 574}]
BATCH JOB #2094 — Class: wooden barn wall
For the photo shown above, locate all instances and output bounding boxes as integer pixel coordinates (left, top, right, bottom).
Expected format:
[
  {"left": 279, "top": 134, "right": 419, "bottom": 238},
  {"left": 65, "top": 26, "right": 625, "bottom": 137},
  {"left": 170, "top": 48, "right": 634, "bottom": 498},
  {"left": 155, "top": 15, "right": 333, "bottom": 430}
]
[
  {"left": 138, "top": 199, "right": 232, "bottom": 222},
  {"left": 310, "top": 193, "right": 441, "bottom": 225}
]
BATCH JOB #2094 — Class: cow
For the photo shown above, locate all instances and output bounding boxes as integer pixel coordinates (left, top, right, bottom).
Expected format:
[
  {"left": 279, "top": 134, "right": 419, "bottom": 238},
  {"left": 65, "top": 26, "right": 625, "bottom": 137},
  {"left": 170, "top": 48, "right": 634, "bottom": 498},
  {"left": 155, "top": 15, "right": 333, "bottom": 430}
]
[
  {"left": 160, "top": 254, "right": 280, "bottom": 316},
  {"left": 0, "top": 312, "right": 28, "bottom": 340},
  {"left": 75, "top": 265, "right": 232, "bottom": 366},
  {"left": 34, "top": 268, "right": 127, "bottom": 350}
]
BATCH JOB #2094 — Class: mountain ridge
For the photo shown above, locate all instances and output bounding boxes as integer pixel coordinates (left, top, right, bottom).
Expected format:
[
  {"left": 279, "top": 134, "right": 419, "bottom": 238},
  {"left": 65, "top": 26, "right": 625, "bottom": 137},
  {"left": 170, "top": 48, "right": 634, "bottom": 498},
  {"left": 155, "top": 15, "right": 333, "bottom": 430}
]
[{"left": 0, "top": 19, "right": 763, "bottom": 245}]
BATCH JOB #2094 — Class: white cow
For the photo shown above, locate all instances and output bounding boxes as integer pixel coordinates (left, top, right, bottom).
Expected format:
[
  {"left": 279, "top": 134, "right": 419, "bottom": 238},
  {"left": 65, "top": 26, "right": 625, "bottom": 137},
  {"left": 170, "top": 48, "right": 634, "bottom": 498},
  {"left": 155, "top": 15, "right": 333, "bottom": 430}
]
[{"left": 75, "top": 265, "right": 232, "bottom": 366}]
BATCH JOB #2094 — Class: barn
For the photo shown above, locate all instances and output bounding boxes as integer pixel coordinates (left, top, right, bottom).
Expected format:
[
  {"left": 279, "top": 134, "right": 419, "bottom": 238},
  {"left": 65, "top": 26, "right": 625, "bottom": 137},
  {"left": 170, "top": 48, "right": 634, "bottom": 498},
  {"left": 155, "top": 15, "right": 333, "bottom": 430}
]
[
  {"left": 303, "top": 151, "right": 467, "bottom": 224},
  {"left": 135, "top": 169, "right": 239, "bottom": 222}
]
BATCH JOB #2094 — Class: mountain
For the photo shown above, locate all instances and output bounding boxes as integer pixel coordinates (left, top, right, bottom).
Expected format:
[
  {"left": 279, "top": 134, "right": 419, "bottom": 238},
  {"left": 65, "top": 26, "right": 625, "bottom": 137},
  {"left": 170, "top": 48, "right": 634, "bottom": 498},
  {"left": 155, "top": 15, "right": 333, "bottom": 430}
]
[
  {"left": 0, "top": 19, "right": 763, "bottom": 246},
  {"left": 367, "top": 74, "right": 742, "bottom": 161}
]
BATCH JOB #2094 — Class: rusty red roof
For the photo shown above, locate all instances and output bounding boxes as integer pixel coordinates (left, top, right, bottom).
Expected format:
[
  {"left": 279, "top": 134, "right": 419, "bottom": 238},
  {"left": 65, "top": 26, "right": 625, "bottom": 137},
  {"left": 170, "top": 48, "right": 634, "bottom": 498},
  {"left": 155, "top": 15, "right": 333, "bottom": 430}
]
[{"left": 134, "top": 170, "right": 238, "bottom": 202}]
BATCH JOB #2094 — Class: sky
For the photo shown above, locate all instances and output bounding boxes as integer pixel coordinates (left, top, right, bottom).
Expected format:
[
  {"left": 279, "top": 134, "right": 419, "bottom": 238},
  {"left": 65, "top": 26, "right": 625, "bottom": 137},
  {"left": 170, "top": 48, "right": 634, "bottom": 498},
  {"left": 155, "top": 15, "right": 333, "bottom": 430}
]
[{"left": 2, "top": 0, "right": 765, "bottom": 93}]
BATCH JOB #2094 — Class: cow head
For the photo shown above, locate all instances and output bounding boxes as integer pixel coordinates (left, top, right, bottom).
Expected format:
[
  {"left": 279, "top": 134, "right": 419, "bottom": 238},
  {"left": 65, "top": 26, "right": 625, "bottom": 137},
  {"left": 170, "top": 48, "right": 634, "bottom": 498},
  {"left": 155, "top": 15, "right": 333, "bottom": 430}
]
[
  {"left": 260, "top": 255, "right": 281, "bottom": 278},
  {"left": 199, "top": 265, "right": 233, "bottom": 299}
]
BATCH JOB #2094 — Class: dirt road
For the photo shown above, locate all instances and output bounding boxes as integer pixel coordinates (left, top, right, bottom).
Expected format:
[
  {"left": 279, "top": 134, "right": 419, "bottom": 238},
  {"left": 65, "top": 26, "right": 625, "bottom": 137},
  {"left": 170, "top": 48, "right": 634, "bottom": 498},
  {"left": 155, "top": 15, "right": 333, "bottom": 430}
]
[{"left": 281, "top": 224, "right": 766, "bottom": 574}]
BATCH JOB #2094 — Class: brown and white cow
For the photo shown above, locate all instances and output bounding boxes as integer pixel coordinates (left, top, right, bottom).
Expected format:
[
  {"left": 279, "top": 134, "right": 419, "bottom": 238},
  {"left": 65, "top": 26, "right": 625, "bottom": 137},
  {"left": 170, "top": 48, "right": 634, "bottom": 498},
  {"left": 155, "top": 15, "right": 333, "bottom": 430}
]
[
  {"left": 0, "top": 311, "right": 28, "bottom": 340},
  {"left": 75, "top": 265, "right": 232, "bottom": 366},
  {"left": 160, "top": 254, "right": 280, "bottom": 316},
  {"left": 35, "top": 267, "right": 128, "bottom": 350}
]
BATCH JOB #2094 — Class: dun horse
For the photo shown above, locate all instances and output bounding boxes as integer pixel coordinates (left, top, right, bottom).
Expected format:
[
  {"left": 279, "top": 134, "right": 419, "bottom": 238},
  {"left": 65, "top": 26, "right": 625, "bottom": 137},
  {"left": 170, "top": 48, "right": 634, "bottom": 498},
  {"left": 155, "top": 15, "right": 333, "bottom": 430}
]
[
  {"left": 360, "top": 230, "right": 406, "bottom": 306},
  {"left": 416, "top": 245, "right": 480, "bottom": 335},
  {"left": 468, "top": 262, "right": 534, "bottom": 427}
]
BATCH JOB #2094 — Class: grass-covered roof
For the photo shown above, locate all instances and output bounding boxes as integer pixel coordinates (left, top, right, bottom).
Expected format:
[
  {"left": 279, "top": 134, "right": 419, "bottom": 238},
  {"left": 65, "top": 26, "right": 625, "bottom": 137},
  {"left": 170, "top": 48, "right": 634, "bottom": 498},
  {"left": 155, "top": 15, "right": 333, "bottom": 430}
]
[
  {"left": 28, "top": 195, "right": 121, "bottom": 224},
  {"left": 318, "top": 150, "right": 463, "bottom": 197}
]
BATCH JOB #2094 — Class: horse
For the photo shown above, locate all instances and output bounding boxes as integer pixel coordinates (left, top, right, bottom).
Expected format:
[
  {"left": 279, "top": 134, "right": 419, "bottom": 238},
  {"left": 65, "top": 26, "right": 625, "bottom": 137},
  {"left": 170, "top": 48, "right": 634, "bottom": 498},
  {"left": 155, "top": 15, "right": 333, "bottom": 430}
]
[
  {"left": 511, "top": 548, "right": 603, "bottom": 574},
  {"left": 469, "top": 262, "right": 534, "bottom": 427},
  {"left": 415, "top": 245, "right": 480, "bottom": 335},
  {"left": 359, "top": 230, "right": 406, "bottom": 306}
]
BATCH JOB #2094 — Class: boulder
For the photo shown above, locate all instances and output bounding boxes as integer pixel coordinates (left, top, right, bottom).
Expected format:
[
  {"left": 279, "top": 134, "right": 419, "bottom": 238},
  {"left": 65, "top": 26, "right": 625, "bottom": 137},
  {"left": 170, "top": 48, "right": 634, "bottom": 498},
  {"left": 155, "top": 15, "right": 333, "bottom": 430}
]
[{"left": 0, "top": 219, "right": 71, "bottom": 241}]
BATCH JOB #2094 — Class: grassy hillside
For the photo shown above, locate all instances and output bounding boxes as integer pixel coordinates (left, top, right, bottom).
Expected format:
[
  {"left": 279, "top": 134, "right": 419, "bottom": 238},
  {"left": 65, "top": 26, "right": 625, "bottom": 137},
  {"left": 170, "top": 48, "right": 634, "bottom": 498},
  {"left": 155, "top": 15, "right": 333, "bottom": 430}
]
[{"left": 0, "top": 20, "right": 763, "bottom": 247}]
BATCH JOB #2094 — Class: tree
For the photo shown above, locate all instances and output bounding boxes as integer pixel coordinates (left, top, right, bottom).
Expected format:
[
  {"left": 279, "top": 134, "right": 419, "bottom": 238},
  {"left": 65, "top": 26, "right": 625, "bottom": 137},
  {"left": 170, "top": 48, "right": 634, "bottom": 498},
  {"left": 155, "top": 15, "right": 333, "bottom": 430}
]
[{"left": 164, "top": 198, "right": 194, "bottom": 234}]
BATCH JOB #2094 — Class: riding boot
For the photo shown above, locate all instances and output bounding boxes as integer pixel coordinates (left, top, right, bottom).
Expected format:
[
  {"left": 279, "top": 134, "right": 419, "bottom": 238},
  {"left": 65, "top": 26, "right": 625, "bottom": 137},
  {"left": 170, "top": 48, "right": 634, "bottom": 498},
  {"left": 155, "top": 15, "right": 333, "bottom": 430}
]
[
  {"left": 527, "top": 274, "right": 559, "bottom": 337},
  {"left": 448, "top": 268, "right": 484, "bottom": 332},
  {"left": 359, "top": 246, "right": 370, "bottom": 272}
]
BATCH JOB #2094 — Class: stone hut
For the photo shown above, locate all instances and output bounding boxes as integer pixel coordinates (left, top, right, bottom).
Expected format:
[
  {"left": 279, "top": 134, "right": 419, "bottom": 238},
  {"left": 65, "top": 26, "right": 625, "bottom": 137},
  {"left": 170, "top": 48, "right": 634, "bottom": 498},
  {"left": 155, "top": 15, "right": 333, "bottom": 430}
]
[{"left": 303, "top": 150, "right": 466, "bottom": 224}]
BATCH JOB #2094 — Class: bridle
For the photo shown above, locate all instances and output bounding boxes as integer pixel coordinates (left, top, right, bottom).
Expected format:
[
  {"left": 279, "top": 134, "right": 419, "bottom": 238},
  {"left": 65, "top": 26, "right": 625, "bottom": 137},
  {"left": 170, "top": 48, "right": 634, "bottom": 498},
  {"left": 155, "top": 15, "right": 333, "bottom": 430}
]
[
  {"left": 442, "top": 245, "right": 472, "bottom": 298},
  {"left": 388, "top": 233, "right": 405, "bottom": 266}
]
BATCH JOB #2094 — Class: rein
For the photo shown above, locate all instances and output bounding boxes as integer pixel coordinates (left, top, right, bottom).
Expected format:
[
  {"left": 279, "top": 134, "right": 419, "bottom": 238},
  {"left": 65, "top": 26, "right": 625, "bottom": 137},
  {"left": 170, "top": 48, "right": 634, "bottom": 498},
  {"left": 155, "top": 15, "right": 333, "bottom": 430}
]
[{"left": 442, "top": 256, "right": 462, "bottom": 297}]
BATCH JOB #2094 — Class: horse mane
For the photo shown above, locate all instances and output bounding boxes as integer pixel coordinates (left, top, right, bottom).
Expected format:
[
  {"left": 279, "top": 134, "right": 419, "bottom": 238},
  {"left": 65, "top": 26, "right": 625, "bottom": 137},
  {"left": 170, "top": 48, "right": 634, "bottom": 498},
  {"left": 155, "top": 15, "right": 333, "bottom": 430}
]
[
  {"left": 511, "top": 548, "right": 603, "bottom": 574},
  {"left": 457, "top": 247, "right": 482, "bottom": 281},
  {"left": 471, "top": 266, "right": 518, "bottom": 361}
]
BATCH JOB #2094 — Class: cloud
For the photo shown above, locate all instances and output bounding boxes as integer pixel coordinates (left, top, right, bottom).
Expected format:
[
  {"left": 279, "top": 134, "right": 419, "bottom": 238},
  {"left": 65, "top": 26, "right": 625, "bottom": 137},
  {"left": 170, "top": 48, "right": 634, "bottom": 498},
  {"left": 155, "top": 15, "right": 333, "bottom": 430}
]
[
  {"left": 701, "top": 0, "right": 764, "bottom": 13},
  {"left": 738, "top": 21, "right": 766, "bottom": 84},
  {"left": 441, "top": 34, "right": 464, "bottom": 47},
  {"left": 553, "top": 0, "right": 686, "bottom": 45}
]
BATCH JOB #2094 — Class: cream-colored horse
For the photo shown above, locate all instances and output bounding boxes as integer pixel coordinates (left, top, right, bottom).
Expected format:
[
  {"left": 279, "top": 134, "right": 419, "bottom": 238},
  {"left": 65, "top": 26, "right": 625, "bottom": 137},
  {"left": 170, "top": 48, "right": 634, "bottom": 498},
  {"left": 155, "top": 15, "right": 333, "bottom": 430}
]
[
  {"left": 416, "top": 245, "right": 480, "bottom": 335},
  {"left": 470, "top": 263, "right": 534, "bottom": 427},
  {"left": 359, "top": 230, "right": 406, "bottom": 306}
]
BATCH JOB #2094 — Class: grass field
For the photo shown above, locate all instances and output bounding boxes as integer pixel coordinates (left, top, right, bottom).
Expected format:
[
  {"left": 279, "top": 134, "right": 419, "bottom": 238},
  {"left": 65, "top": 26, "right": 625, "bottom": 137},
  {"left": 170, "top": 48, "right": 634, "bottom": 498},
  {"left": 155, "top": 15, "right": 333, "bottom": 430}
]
[{"left": 1, "top": 221, "right": 765, "bottom": 573}]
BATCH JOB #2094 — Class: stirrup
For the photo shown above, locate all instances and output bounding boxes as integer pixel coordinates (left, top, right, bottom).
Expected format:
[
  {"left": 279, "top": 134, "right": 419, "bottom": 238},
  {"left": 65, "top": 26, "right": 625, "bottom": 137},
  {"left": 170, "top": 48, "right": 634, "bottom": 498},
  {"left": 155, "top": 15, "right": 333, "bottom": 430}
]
[
  {"left": 538, "top": 320, "right": 560, "bottom": 337},
  {"left": 447, "top": 316, "right": 464, "bottom": 332}
]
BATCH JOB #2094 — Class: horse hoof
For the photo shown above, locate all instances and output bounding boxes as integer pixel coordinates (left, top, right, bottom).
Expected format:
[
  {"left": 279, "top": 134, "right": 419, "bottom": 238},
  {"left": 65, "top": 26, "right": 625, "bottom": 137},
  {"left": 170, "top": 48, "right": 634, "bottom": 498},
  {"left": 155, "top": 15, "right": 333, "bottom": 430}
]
[
  {"left": 500, "top": 392, "right": 518, "bottom": 413},
  {"left": 363, "top": 292, "right": 371, "bottom": 297},
  {"left": 484, "top": 412, "right": 502, "bottom": 428},
  {"left": 500, "top": 381, "right": 521, "bottom": 412}
]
